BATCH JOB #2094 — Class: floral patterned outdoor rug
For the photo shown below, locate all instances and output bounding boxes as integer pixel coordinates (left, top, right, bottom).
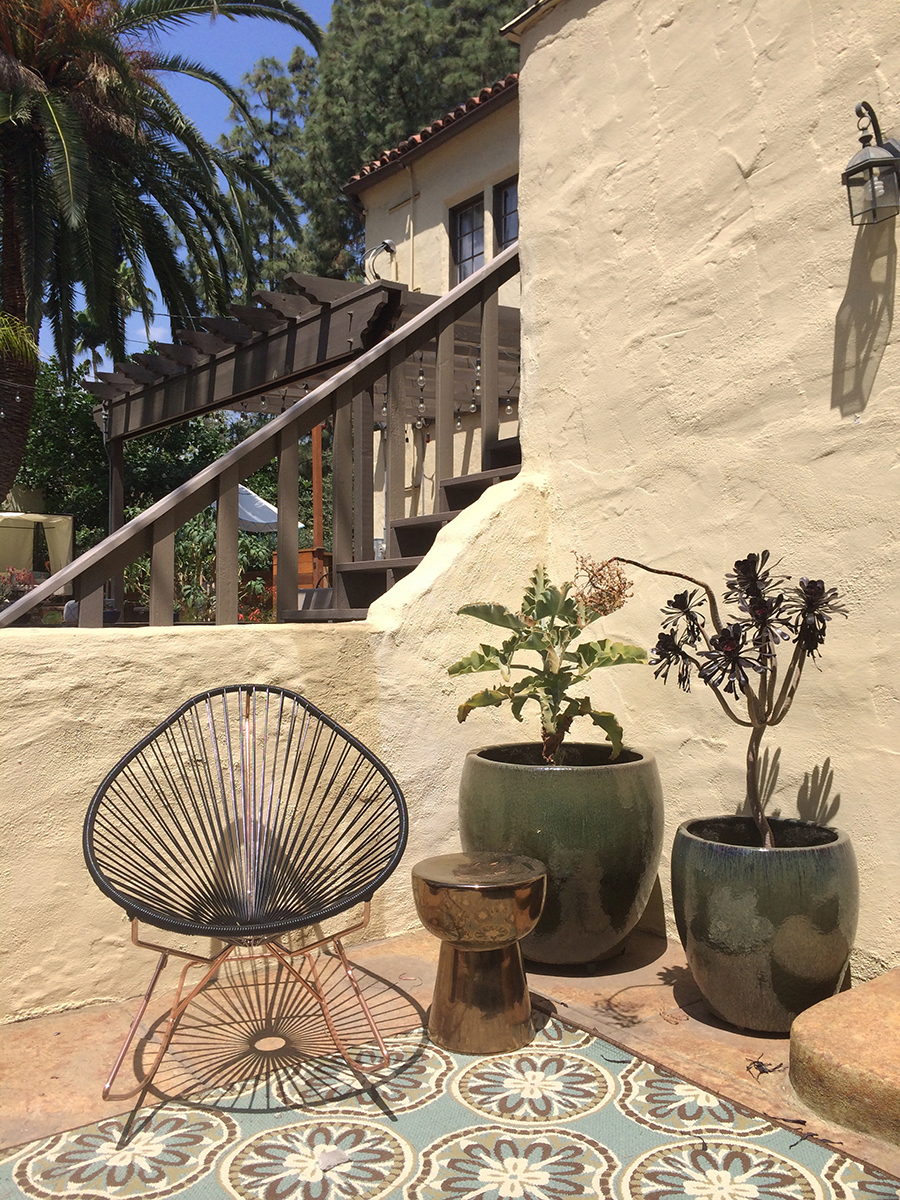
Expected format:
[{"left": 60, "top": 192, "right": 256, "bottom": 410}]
[{"left": 0, "top": 1017, "right": 897, "bottom": 1200}]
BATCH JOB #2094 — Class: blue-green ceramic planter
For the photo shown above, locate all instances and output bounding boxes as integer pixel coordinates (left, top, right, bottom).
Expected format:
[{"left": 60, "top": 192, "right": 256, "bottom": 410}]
[
  {"left": 671, "top": 816, "right": 859, "bottom": 1033},
  {"left": 458, "top": 743, "right": 664, "bottom": 966}
]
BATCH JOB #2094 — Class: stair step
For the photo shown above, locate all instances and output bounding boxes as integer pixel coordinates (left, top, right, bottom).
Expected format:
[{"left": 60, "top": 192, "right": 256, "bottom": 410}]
[
  {"left": 440, "top": 464, "right": 520, "bottom": 511},
  {"left": 282, "top": 608, "right": 369, "bottom": 623},
  {"left": 335, "top": 557, "right": 423, "bottom": 574},
  {"left": 335, "top": 557, "right": 423, "bottom": 608},
  {"left": 485, "top": 437, "right": 521, "bottom": 470},
  {"left": 790, "top": 967, "right": 900, "bottom": 1146},
  {"left": 390, "top": 511, "right": 462, "bottom": 558},
  {"left": 282, "top": 461, "right": 519, "bottom": 620}
]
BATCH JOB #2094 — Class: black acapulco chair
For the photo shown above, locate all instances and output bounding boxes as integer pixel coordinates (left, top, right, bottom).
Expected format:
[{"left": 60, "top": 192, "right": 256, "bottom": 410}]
[{"left": 83, "top": 684, "right": 408, "bottom": 1101}]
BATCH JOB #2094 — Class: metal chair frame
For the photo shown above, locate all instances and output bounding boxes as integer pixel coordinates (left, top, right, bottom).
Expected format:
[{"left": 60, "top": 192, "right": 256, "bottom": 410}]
[{"left": 84, "top": 685, "right": 408, "bottom": 1102}]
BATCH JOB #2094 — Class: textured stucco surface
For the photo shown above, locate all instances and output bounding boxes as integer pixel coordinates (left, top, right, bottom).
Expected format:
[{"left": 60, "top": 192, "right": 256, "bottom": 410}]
[
  {"left": 512, "top": 0, "right": 900, "bottom": 981},
  {"left": 3, "top": 0, "right": 900, "bottom": 1021}
]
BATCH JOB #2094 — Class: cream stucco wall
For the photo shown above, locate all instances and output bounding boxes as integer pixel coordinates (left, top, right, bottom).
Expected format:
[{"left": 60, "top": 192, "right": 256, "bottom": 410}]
[
  {"left": 357, "top": 97, "right": 520, "bottom": 308},
  {"left": 509, "top": 0, "right": 900, "bottom": 978},
  {"left": 3, "top": 0, "right": 900, "bottom": 1024}
]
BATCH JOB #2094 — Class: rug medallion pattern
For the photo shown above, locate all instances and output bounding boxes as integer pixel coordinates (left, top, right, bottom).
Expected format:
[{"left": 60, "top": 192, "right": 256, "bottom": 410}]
[{"left": 1, "top": 1018, "right": 897, "bottom": 1200}]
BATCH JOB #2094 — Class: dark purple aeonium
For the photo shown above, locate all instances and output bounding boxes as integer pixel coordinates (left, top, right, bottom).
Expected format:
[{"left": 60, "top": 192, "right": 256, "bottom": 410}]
[{"left": 614, "top": 552, "right": 847, "bottom": 848}]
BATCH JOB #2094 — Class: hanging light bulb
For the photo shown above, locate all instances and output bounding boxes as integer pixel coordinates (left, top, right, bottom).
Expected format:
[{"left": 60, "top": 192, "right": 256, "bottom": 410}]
[
  {"left": 469, "top": 388, "right": 478, "bottom": 413},
  {"left": 505, "top": 398, "right": 515, "bottom": 416},
  {"left": 455, "top": 409, "right": 462, "bottom": 431}
]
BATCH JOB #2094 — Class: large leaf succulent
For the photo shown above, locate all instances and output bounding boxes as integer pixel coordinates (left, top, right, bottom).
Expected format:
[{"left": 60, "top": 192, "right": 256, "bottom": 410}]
[{"left": 449, "top": 563, "right": 647, "bottom": 763}]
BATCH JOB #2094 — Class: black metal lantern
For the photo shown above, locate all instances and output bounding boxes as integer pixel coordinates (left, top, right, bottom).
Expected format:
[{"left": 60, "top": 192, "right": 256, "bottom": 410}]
[{"left": 842, "top": 101, "right": 900, "bottom": 226}]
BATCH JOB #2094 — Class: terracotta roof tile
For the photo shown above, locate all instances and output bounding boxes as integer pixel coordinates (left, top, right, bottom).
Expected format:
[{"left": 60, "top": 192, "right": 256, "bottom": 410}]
[{"left": 346, "top": 73, "right": 518, "bottom": 189}]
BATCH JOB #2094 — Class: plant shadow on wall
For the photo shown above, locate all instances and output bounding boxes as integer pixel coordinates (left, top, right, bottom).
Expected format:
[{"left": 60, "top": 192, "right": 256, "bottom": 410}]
[
  {"left": 752, "top": 748, "right": 842, "bottom": 828},
  {"left": 831, "top": 219, "right": 896, "bottom": 416}
]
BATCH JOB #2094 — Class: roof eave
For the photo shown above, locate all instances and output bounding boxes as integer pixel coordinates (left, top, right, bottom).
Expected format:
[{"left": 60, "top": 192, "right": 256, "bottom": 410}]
[
  {"left": 344, "top": 78, "right": 518, "bottom": 198},
  {"left": 501, "top": 0, "right": 571, "bottom": 45}
]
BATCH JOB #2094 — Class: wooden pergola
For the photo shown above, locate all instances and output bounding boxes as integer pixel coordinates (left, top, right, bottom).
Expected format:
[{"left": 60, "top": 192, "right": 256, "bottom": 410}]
[
  {"left": 1, "top": 245, "right": 520, "bottom": 627},
  {"left": 86, "top": 273, "right": 521, "bottom": 607}
]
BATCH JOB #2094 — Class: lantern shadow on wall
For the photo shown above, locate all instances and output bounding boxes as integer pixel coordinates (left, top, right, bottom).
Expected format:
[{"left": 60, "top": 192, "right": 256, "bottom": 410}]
[{"left": 831, "top": 212, "right": 895, "bottom": 417}]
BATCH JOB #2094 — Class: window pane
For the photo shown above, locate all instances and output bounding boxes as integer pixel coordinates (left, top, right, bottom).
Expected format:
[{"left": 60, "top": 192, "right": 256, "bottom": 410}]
[
  {"left": 495, "top": 180, "right": 519, "bottom": 249},
  {"left": 453, "top": 197, "right": 485, "bottom": 283}
]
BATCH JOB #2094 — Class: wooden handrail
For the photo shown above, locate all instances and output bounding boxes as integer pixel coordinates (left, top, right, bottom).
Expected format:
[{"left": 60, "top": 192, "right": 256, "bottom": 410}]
[{"left": 0, "top": 244, "right": 519, "bottom": 629}]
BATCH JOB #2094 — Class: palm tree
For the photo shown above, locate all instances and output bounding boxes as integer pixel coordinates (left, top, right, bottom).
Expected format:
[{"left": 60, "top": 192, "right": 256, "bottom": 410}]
[{"left": 0, "top": 0, "right": 322, "bottom": 498}]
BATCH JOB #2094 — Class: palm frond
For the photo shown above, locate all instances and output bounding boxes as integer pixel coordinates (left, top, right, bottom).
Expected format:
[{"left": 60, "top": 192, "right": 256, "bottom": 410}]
[
  {"left": 0, "top": 314, "right": 38, "bottom": 365},
  {"left": 111, "top": 0, "right": 323, "bottom": 51},
  {"left": 34, "top": 94, "right": 89, "bottom": 226},
  {"left": 141, "top": 53, "right": 254, "bottom": 120}
]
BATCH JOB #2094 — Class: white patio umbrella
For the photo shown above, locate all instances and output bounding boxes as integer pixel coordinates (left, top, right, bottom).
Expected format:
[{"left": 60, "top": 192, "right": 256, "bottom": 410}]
[{"left": 212, "top": 485, "right": 304, "bottom": 533}]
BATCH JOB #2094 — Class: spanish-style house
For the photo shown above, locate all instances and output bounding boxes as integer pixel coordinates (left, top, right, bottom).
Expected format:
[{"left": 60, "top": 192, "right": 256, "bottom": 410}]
[{"left": 1, "top": 1, "right": 899, "bottom": 1133}]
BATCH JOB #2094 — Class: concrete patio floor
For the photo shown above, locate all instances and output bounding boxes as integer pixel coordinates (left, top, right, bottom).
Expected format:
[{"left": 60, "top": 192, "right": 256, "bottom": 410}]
[{"left": 1, "top": 927, "right": 898, "bottom": 1181}]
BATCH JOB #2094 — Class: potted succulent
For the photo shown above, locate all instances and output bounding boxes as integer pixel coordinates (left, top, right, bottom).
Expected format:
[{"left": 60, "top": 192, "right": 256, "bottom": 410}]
[
  {"left": 617, "top": 550, "right": 857, "bottom": 1032},
  {"left": 449, "top": 560, "right": 663, "bottom": 966}
]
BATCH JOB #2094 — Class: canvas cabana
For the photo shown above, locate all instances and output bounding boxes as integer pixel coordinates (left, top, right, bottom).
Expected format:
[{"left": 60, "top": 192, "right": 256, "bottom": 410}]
[{"left": 0, "top": 512, "right": 74, "bottom": 579}]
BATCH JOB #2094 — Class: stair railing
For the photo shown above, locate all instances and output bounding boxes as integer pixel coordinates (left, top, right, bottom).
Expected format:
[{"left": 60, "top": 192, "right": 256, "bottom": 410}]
[{"left": 0, "top": 244, "right": 519, "bottom": 629}]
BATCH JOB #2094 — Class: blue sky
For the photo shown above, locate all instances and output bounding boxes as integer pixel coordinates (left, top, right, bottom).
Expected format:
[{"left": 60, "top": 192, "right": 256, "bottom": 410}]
[{"left": 155, "top": 1, "right": 333, "bottom": 142}]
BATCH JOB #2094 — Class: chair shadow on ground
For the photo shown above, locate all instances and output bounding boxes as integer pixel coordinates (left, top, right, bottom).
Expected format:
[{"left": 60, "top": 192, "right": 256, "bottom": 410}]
[{"left": 130, "top": 951, "right": 428, "bottom": 1119}]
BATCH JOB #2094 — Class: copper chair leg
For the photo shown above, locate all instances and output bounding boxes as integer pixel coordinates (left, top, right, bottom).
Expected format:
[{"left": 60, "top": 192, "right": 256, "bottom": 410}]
[
  {"left": 267, "top": 939, "right": 390, "bottom": 1073},
  {"left": 103, "top": 944, "right": 236, "bottom": 1101},
  {"left": 103, "top": 904, "right": 390, "bottom": 1100}
]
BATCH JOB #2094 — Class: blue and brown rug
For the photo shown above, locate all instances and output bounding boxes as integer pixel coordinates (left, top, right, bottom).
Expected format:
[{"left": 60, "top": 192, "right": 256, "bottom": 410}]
[{"left": 1, "top": 1012, "right": 898, "bottom": 1200}]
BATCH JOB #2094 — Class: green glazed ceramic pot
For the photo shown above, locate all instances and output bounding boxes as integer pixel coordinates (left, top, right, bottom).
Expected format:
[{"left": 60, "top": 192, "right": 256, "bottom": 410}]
[
  {"left": 671, "top": 816, "right": 859, "bottom": 1033},
  {"left": 458, "top": 743, "right": 664, "bottom": 965}
]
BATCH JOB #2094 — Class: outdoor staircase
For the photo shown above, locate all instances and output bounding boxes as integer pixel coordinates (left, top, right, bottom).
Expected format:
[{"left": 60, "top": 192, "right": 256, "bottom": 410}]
[
  {"left": 284, "top": 440, "right": 521, "bottom": 622},
  {"left": 0, "top": 244, "right": 521, "bottom": 631}
]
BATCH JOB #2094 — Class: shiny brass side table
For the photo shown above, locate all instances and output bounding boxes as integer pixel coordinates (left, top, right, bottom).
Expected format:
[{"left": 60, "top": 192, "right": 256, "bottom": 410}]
[{"left": 411, "top": 852, "right": 547, "bottom": 1055}]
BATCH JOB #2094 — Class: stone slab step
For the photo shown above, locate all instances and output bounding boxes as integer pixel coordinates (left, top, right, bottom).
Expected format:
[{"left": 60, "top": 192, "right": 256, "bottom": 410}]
[{"left": 790, "top": 967, "right": 900, "bottom": 1147}]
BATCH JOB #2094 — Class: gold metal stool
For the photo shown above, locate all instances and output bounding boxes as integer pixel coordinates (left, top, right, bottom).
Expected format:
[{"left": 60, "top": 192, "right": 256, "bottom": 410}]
[{"left": 411, "top": 852, "right": 547, "bottom": 1055}]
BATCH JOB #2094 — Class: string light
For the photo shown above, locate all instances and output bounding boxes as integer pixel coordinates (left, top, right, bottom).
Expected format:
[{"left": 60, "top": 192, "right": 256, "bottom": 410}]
[
  {"left": 417, "top": 360, "right": 426, "bottom": 414},
  {"left": 469, "top": 358, "right": 481, "bottom": 411}
]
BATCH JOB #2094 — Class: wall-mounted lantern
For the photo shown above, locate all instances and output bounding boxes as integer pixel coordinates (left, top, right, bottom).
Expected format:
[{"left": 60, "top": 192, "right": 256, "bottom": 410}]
[{"left": 842, "top": 101, "right": 900, "bottom": 226}]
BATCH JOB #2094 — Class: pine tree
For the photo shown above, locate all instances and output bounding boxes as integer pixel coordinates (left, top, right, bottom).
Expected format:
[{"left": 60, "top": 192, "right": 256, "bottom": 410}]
[
  {"left": 218, "top": 52, "right": 318, "bottom": 295},
  {"left": 222, "top": 0, "right": 521, "bottom": 281}
]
